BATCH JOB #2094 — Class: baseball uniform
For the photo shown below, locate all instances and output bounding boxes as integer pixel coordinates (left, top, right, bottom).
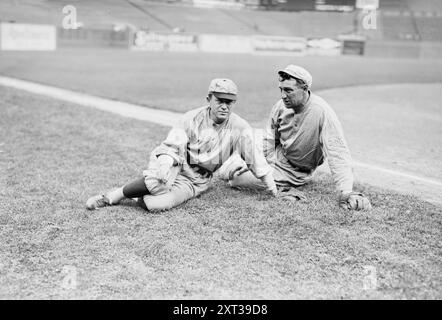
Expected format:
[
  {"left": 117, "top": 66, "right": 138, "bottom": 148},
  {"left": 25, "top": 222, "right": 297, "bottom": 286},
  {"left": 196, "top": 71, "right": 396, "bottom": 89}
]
[
  {"left": 142, "top": 104, "right": 274, "bottom": 210},
  {"left": 227, "top": 92, "right": 354, "bottom": 193}
]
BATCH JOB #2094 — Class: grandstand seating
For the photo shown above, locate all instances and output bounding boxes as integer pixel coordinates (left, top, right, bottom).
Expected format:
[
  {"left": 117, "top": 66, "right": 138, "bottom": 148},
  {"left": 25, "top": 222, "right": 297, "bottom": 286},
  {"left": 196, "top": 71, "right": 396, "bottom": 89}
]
[
  {"left": 415, "top": 16, "right": 442, "bottom": 42},
  {"left": 0, "top": 0, "right": 441, "bottom": 42},
  {"left": 380, "top": 13, "right": 420, "bottom": 41},
  {"left": 406, "top": 0, "right": 442, "bottom": 13},
  {"left": 122, "top": 2, "right": 355, "bottom": 37},
  {"left": 379, "top": 0, "right": 408, "bottom": 10}
]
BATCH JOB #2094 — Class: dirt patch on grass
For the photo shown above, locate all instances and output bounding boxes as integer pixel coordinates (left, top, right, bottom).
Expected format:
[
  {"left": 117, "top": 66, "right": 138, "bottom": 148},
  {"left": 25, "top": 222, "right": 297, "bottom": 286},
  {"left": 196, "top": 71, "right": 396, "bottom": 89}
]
[{"left": 315, "top": 83, "right": 442, "bottom": 206}]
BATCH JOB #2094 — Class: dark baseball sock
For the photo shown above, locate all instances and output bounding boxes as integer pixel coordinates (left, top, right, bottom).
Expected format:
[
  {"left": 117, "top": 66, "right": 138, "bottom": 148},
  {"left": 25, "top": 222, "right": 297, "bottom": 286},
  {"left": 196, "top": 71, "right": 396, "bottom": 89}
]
[{"left": 122, "top": 177, "right": 150, "bottom": 198}]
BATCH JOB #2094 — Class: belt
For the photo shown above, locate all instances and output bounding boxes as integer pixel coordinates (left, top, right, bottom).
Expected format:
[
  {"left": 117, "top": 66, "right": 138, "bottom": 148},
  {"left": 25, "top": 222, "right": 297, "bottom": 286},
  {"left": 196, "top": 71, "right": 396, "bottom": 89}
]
[
  {"left": 187, "top": 152, "right": 212, "bottom": 177},
  {"left": 287, "top": 161, "right": 313, "bottom": 174},
  {"left": 189, "top": 163, "right": 212, "bottom": 177}
]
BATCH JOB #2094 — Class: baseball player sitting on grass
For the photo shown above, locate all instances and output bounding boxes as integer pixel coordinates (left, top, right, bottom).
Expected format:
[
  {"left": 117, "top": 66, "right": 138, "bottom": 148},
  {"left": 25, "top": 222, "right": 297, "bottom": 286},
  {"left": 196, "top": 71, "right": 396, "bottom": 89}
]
[
  {"left": 218, "top": 65, "right": 371, "bottom": 210},
  {"left": 86, "top": 78, "right": 277, "bottom": 211}
]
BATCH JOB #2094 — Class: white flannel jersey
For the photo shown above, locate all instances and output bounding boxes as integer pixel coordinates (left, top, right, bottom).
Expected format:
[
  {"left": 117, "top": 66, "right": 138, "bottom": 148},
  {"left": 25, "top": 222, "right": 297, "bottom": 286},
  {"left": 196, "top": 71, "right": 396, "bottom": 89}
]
[
  {"left": 154, "top": 106, "right": 272, "bottom": 179},
  {"left": 264, "top": 93, "right": 354, "bottom": 192}
]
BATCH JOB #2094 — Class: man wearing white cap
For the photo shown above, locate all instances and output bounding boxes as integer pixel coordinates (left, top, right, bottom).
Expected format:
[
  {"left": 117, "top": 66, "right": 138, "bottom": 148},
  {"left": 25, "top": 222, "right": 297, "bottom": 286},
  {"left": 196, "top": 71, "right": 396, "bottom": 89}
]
[
  {"left": 86, "top": 78, "right": 277, "bottom": 211},
  {"left": 221, "top": 65, "right": 371, "bottom": 210}
]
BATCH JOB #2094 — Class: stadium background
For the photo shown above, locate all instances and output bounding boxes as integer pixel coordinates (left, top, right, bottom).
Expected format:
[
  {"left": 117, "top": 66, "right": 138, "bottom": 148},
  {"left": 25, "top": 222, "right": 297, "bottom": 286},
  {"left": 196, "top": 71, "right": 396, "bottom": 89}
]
[{"left": 1, "top": 0, "right": 442, "bottom": 57}]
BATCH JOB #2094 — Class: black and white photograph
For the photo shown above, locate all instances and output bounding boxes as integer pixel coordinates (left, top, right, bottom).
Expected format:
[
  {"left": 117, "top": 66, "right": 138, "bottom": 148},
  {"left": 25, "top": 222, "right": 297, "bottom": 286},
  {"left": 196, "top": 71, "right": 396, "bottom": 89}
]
[{"left": 0, "top": 0, "right": 441, "bottom": 303}]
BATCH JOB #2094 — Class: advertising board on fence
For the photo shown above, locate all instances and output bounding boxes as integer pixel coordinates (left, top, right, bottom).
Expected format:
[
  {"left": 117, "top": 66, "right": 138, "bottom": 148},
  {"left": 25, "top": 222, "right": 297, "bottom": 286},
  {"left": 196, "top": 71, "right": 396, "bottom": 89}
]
[
  {"left": 315, "top": 0, "right": 355, "bottom": 12},
  {"left": 132, "top": 31, "right": 198, "bottom": 52},
  {"left": 307, "top": 38, "right": 341, "bottom": 56},
  {"left": 198, "top": 34, "right": 252, "bottom": 53},
  {"left": 0, "top": 23, "right": 56, "bottom": 50},
  {"left": 338, "top": 34, "right": 366, "bottom": 55},
  {"left": 252, "top": 35, "right": 307, "bottom": 55},
  {"left": 192, "top": 0, "right": 245, "bottom": 10},
  {"left": 131, "top": 32, "right": 344, "bottom": 56}
]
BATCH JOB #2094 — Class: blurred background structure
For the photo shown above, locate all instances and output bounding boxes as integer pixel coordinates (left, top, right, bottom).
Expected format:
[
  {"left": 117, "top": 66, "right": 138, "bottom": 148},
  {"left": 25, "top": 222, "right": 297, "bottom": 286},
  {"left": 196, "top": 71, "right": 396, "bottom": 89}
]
[{"left": 0, "top": 0, "right": 441, "bottom": 58}]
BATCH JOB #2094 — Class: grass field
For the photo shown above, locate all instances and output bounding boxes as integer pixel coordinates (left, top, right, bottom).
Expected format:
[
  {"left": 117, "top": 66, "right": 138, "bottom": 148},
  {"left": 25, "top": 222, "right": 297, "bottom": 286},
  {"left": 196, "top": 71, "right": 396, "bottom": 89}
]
[
  {"left": 1, "top": 48, "right": 441, "bottom": 183},
  {"left": 2, "top": 49, "right": 442, "bottom": 120},
  {"left": 1, "top": 86, "right": 441, "bottom": 299},
  {"left": 319, "top": 83, "right": 442, "bottom": 182},
  {"left": 1, "top": 0, "right": 441, "bottom": 302}
]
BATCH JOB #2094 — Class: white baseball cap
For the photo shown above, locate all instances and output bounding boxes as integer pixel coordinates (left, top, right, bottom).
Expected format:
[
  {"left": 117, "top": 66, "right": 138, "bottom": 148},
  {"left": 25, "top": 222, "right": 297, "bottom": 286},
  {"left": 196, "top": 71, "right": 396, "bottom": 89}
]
[
  {"left": 208, "top": 78, "right": 238, "bottom": 101},
  {"left": 278, "top": 65, "right": 313, "bottom": 88}
]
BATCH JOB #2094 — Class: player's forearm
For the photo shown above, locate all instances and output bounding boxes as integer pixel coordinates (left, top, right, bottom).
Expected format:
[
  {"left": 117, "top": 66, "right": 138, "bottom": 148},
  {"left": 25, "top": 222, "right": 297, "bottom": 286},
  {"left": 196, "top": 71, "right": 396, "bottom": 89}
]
[
  {"left": 327, "top": 151, "right": 354, "bottom": 193},
  {"left": 238, "top": 128, "right": 273, "bottom": 179},
  {"left": 321, "top": 114, "right": 354, "bottom": 193},
  {"left": 335, "top": 176, "right": 353, "bottom": 194}
]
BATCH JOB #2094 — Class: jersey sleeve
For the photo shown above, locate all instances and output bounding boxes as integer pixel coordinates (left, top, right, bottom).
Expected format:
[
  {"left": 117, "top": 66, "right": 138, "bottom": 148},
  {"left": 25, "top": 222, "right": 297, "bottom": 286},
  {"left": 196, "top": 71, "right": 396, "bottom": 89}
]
[
  {"left": 153, "top": 113, "right": 190, "bottom": 166},
  {"left": 263, "top": 102, "right": 281, "bottom": 164},
  {"left": 236, "top": 123, "right": 272, "bottom": 179},
  {"left": 320, "top": 106, "right": 354, "bottom": 193}
]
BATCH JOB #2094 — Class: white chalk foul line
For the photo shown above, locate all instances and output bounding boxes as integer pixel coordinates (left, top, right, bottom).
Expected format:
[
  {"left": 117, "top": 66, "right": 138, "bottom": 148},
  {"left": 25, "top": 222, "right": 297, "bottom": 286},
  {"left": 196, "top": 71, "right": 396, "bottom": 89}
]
[
  {"left": 0, "top": 76, "right": 182, "bottom": 128},
  {"left": 353, "top": 161, "right": 442, "bottom": 187},
  {"left": 1, "top": 75, "right": 441, "bottom": 189}
]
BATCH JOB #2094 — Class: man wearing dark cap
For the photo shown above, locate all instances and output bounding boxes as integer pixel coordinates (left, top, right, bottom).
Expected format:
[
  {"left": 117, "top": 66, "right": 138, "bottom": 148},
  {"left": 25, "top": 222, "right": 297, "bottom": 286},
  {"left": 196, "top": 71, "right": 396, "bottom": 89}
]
[
  {"left": 220, "top": 65, "right": 371, "bottom": 210},
  {"left": 86, "top": 78, "right": 277, "bottom": 211}
]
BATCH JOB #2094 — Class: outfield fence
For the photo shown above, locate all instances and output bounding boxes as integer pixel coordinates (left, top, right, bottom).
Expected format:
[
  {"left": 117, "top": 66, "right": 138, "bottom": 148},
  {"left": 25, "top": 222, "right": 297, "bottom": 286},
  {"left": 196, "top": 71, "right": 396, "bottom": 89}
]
[
  {"left": 57, "top": 27, "right": 132, "bottom": 48},
  {"left": 131, "top": 31, "right": 340, "bottom": 57},
  {"left": 0, "top": 22, "right": 56, "bottom": 51},
  {"left": 1, "top": 22, "right": 441, "bottom": 59}
]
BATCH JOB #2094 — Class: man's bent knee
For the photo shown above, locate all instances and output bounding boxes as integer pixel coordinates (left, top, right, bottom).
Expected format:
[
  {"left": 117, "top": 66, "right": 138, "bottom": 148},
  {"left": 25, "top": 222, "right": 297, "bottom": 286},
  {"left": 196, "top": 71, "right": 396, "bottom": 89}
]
[
  {"left": 142, "top": 195, "right": 175, "bottom": 211},
  {"left": 142, "top": 191, "right": 193, "bottom": 211}
]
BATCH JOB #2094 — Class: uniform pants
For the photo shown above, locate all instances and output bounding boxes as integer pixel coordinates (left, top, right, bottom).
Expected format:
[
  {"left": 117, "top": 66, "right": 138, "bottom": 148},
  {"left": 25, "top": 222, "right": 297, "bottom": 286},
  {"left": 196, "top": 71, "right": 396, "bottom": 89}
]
[
  {"left": 140, "top": 151, "right": 211, "bottom": 211},
  {"left": 226, "top": 147, "right": 314, "bottom": 190}
]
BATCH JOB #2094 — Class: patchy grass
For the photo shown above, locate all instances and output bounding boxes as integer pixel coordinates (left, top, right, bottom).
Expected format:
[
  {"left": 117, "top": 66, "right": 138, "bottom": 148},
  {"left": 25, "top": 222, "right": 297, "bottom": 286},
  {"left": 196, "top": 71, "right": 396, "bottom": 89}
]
[
  {"left": 1, "top": 49, "right": 442, "bottom": 185},
  {"left": 0, "top": 87, "right": 440, "bottom": 299},
  {"left": 1, "top": 49, "right": 442, "bottom": 124},
  {"left": 319, "top": 83, "right": 442, "bottom": 182}
]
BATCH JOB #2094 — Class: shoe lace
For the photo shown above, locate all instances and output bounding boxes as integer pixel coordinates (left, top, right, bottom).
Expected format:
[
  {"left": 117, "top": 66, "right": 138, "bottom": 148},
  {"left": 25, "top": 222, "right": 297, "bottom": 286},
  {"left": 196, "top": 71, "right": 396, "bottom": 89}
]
[{"left": 97, "top": 195, "right": 110, "bottom": 206}]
